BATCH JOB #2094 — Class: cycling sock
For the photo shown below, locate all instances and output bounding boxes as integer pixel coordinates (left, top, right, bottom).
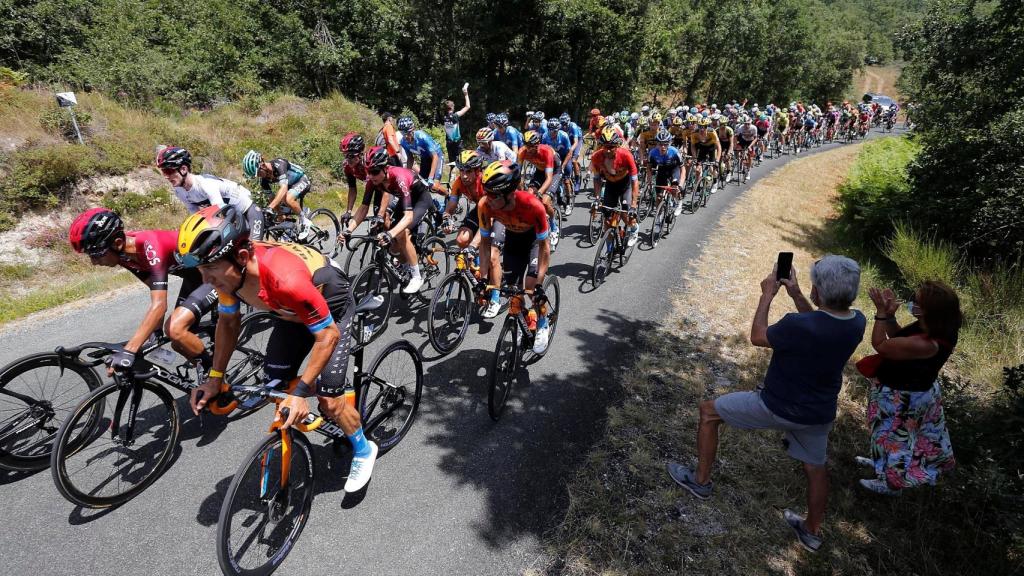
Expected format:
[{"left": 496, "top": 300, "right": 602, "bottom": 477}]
[
  {"left": 537, "top": 313, "right": 549, "bottom": 330},
  {"left": 410, "top": 265, "right": 421, "bottom": 279},
  {"left": 348, "top": 427, "right": 372, "bottom": 457}
]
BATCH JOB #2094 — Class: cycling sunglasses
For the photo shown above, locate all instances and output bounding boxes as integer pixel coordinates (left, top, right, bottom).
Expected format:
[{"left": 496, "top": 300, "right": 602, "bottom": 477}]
[
  {"left": 345, "top": 152, "right": 362, "bottom": 159},
  {"left": 174, "top": 251, "right": 202, "bottom": 269},
  {"left": 85, "top": 246, "right": 110, "bottom": 259}
]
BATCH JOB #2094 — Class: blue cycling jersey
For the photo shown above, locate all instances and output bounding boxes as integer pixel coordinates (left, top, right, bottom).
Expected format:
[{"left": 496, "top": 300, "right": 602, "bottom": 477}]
[
  {"left": 401, "top": 130, "right": 443, "bottom": 158},
  {"left": 648, "top": 145, "right": 683, "bottom": 168},
  {"left": 542, "top": 130, "right": 572, "bottom": 160},
  {"left": 499, "top": 126, "right": 524, "bottom": 148}
]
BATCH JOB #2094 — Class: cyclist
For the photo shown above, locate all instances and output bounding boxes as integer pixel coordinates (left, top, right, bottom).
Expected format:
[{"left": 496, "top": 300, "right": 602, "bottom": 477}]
[
  {"left": 442, "top": 83, "right": 471, "bottom": 162},
  {"left": 587, "top": 108, "right": 603, "bottom": 139},
  {"left": 526, "top": 111, "right": 548, "bottom": 139},
  {"left": 344, "top": 147, "right": 434, "bottom": 293},
  {"left": 518, "top": 130, "right": 562, "bottom": 246},
  {"left": 734, "top": 115, "right": 759, "bottom": 182},
  {"left": 340, "top": 132, "right": 368, "bottom": 218},
  {"left": 636, "top": 113, "right": 662, "bottom": 161},
  {"left": 376, "top": 112, "right": 405, "bottom": 167},
  {"left": 494, "top": 113, "right": 523, "bottom": 157},
  {"left": 619, "top": 111, "right": 635, "bottom": 143},
  {"left": 397, "top": 116, "right": 445, "bottom": 188},
  {"left": 475, "top": 127, "right": 516, "bottom": 164},
  {"left": 647, "top": 130, "right": 685, "bottom": 217},
  {"left": 712, "top": 114, "right": 735, "bottom": 183},
  {"left": 669, "top": 116, "right": 688, "bottom": 149},
  {"left": 477, "top": 160, "right": 553, "bottom": 354},
  {"left": 444, "top": 151, "right": 504, "bottom": 319},
  {"left": 688, "top": 118, "right": 722, "bottom": 193},
  {"left": 774, "top": 107, "right": 791, "bottom": 149},
  {"left": 156, "top": 146, "right": 264, "bottom": 240},
  {"left": 542, "top": 118, "right": 575, "bottom": 215},
  {"left": 182, "top": 206, "right": 377, "bottom": 494},
  {"left": 560, "top": 112, "right": 585, "bottom": 189},
  {"left": 69, "top": 208, "right": 217, "bottom": 380},
  {"left": 591, "top": 127, "right": 640, "bottom": 247},
  {"left": 242, "top": 150, "right": 313, "bottom": 239}
]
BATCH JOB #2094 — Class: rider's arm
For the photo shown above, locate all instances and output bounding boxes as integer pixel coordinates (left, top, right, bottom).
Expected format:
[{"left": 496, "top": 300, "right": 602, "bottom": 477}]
[
  {"left": 267, "top": 181, "right": 289, "bottom": 211},
  {"left": 347, "top": 203, "right": 369, "bottom": 232},
  {"left": 126, "top": 289, "right": 168, "bottom": 353},
  {"left": 428, "top": 150, "right": 440, "bottom": 184},
  {"left": 385, "top": 174, "right": 416, "bottom": 237},
  {"left": 477, "top": 199, "right": 493, "bottom": 280}
]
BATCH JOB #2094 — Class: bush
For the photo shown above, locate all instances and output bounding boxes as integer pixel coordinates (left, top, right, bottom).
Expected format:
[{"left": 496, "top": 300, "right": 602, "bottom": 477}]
[
  {"left": 836, "top": 136, "right": 920, "bottom": 249},
  {"left": 884, "top": 223, "right": 960, "bottom": 290},
  {"left": 0, "top": 144, "right": 96, "bottom": 210},
  {"left": 39, "top": 107, "right": 93, "bottom": 140},
  {"left": 102, "top": 188, "right": 169, "bottom": 215}
]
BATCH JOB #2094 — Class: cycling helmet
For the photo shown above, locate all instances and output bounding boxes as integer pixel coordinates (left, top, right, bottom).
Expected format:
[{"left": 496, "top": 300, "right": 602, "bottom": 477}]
[
  {"left": 175, "top": 205, "right": 249, "bottom": 269},
  {"left": 641, "top": 105, "right": 651, "bottom": 114},
  {"left": 365, "top": 146, "right": 390, "bottom": 170},
  {"left": 547, "top": 118, "right": 562, "bottom": 130},
  {"left": 618, "top": 110, "right": 629, "bottom": 122},
  {"left": 655, "top": 130, "right": 672, "bottom": 143},
  {"left": 589, "top": 108, "right": 601, "bottom": 117},
  {"left": 686, "top": 114, "right": 697, "bottom": 123},
  {"left": 397, "top": 116, "right": 415, "bottom": 132},
  {"left": 496, "top": 113, "right": 509, "bottom": 126},
  {"left": 532, "top": 111, "right": 544, "bottom": 121},
  {"left": 598, "top": 127, "right": 622, "bottom": 147},
  {"left": 630, "top": 112, "right": 639, "bottom": 121},
  {"left": 698, "top": 118, "right": 712, "bottom": 127},
  {"left": 710, "top": 113, "right": 722, "bottom": 123},
  {"left": 651, "top": 112, "right": 663, "bottom": 123},
  {"left": 69, "top": 208, "right": 124, "bottom": 255},
  {"left": 743, "top": 115, "right": 753, "bottom": 124},
  {"left": 340, "top": 132, "right": 365, "bottom": 155},
  {"left": 155, "top": 146, "right": 191, "bottom": 170},
  {"left": 759, "top": 113, "right": 768, "bottom": 121},
  {"left": 666, "top": 109, "right": 677, "bottom": 118},
  {"left": 481, "top": 160, "right": 520, "bottom": 196},
  {"left": 523, "top": 130, "right": 541, "bottom": 145},
  {"left": 457, "top": 150, "right": 484, "bottom": 171},
  {"left": 476, "top": 127, "right": 495, "bottom": 143},
  {"left": 603, "top": 115, "right": 617, "bottom": 126},
  {"left": 526, "top": 110, "right": 534, "bottom": 119},
  {"left": 242, "top": 150, "right": 262, "bottom": 179},
  {"left": 485, "top": 112, "right": 496, "bottom": 124},
  {"left": 559, "top": 112, "right": 571, "bottom": 124},
  {"left": 672, "top": 116, "right": 684, "bottom": 127},
  {"left": 688, "top": 107, "right": 698, "bottom": 115}
]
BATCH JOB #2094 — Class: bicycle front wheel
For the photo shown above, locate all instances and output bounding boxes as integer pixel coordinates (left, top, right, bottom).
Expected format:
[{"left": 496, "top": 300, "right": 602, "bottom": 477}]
[
  {"left": 308, "top": 208, "right": 341, "bottom": 259},
  {"left": 343, "top": 238, "right": 376, "bottom": 277},
  {"left": 427, "top": 273, "right": 475, "bottom": 356},
  {"left": 649, "top": 201, "right": 667, "bottom": 248},
  {"left": 360, "top": 339, "right": 423, "bottom": 454},
  {"left": 417, "top": 235, "right": 451, "bottom": 296},
  {"left": 350, "top": 264, "right": 394, "bottom": 344},
  {"left": 524, "top": 275, "right": 561, "bottom": 365},
  {"left": 587, "top": 208, "right": 604, "bottom": 246},
  {"left": 488, "top": 316, "right": 520, "bottom": 421},
  {"left": 217, "top": 430, "right": 315, "bottom": 576},
  {"left": 591, "top": 229, "right": 615, "bottom": 288},
  {"left": 51, "top": 380, "right": 178, "bottom": 508},
  {"left": 0, "top": 353, "right": 104, "bottom": 472}
]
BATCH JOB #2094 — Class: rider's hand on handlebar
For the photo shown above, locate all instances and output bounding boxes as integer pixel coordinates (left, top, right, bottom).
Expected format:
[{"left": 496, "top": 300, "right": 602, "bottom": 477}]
[
  {"left": 376, "top": 231, "right": 393, "bottom": 246},
  {"left": 105, "top": 349, "right": 136, "bottom": 376},
  {"left": 276, "top": 394, "right": 310, "bottom": 429},
  {"left": 190, "top": 377, "right": 222, "bottom": 416}
]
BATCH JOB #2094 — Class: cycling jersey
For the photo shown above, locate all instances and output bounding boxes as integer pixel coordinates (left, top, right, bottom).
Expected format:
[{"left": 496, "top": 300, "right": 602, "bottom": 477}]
[
  {"left": 716, "top": 126, "right": 734, "bottom": 148},
  {"left": 648, "top": 146, "right": 683, "bottom": 169},
  {"left": 174, "top": 174, "right": 254, "bottom": 213},
  {"left": 451, "top": 174, "right": 485, "bottom": 204},
  {"left": 401, "top": 130, "right": 443, "bottom": 159},
  {"left": 590, "top": 147, "right": 638, "bottom": 183},
  {"left": 518, "top": 144, "right": 559, "bottom": 174},
  {"left": 689, "top": 131, "right": 721, "bottom": 148},
  {"left": 541, "top": 130, "right": 572, "bottom": 161},
  {"left": 525, "top": 122, "right": 548, "bottom": 139},
  {"left": 735, "top": 124, "right": 758, "bottom": 141},
  {"left": 344, "top": 161, "right": 368, "bottom": 188},
  {"left": 260, "top": 158, "right": 309, "bottom": 199},
  {"left": 478, "top": 190, "right": 550, "bottom": 237},
  {"left": 361, "top": 166, "right": 428, "bottom": 214},
  {"left": 566, "top": 122, "right": 584, "bottom": 155},
  {"left": 476, "top": 141, "right": 516, "bottom": 164},
  {"left": 119, "top": 230, "right": 180, "bottom": 291},
  {"left": 637, "top": 128, "right": 659, "bottom": 147},
  {"left": 496, "top": 126, "right": 524, "bottom": 149}
]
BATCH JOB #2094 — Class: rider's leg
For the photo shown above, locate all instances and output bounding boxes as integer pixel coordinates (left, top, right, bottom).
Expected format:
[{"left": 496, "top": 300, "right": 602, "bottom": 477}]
[{"left": 166, "top": 280, "right": 217, "bottom": 369}]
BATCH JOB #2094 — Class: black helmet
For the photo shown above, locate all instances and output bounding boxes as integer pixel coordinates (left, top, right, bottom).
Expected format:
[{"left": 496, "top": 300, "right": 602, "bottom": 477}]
[
  {"left": 340, "top": 133, "right": 365, "bottom": 155},
  {"left": 69, "top": 208, "right": 124, "bottom": 255},
  {"left": 482, "top": 160, "right": 520, "bottom": 196},
  {"left": 365, "top": 146, "right": 390, "bottom": 170},
  {"left": 155, "top": 146, "right": 191, "bottom": 170},
  {"left": 397, "top": 116, "right": 415, "bottom": 132}
]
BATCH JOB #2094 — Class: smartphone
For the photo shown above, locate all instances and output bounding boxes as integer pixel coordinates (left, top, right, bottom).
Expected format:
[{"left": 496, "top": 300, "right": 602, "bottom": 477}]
[{"left": 776, "top": 252, "right": 793, "bottom": 281}]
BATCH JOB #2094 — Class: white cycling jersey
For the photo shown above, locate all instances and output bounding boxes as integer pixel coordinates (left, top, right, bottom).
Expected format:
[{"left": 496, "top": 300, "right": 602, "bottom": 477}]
[
  {"left": 476, "top": 140, "right": 516, "bottom": 164},
  {"left": 174, "top": 174, "right": 254, "bottom": 214},
  {"left": 735, "top": 124, "right": 758, "bottom": 140}
]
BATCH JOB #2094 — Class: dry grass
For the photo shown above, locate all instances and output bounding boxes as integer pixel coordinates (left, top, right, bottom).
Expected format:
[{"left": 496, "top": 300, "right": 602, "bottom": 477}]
[{"left": 849, "top": 64, "right": 904, "bottom": 102}]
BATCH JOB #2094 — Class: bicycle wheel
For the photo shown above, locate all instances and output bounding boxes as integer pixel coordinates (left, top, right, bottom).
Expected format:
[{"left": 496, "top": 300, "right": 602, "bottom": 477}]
[
  {"left": 689, "top": 180, "right": 702, "bottom": 213},
  {"left": 488, "top": 316, "right": 520, "bottom": 421},
  {"left": 217, "top": 430, "right": 314, "bottom": 576},
  {"left": 549, "top": 204, "right": 562, "bottom": 254},
  {"left": 701, "top": 178, "right": 710, "bottom": 207},
  {"left": 427, "top": 273, "right": 474, "bottom": 356},
  {"left": 0, "top": 354, "right": 104, "bottom": 472},
  {"left": 308, "top": 208, "right": 341, "bottom": 259},
  {"left": 524, "top": 275, "right": 560, "bottom": 365},
  {"left": 343, "top": 238, "right": 376, "bottom": 277},
  {"left": 350, "top": 264, "right": 394, "bottom": 344},
  {"left": 591, "top": 229, "right": 615, "bottom": 287},
  {"left": 360, "top": 339, "right": 423, "bottom": 454},
  {"left": 417, "top": 236, "right": 451, "bottom": 296},
  {"left": 620, "top": 224, "right": 637, "bottom": 266},
  {"left": 587, "top": 208, "right": 604, "bottom": 245},
  {"left": 221, "top": 312, "right": 276, "bottom": 419},
  {"left": 51, "top": 380, "right": 178, "bottom": 508},
  {"left": 649, "top": 201, "right": 667, "bottom": 248},
  {"left": 637, "top": 182, "right": 654, "bottom": 221}
]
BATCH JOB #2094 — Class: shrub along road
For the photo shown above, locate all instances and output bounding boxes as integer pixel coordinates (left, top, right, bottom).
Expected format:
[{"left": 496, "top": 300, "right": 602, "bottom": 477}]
[{"left": 0, "top": 131, "right": 890, "bottom": 575}]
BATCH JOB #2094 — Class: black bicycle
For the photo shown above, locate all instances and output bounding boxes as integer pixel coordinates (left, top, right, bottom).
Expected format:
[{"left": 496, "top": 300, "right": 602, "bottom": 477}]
[
  {"left": 427, "top": 246, "right": 495, "bottom": 356},
  {"left": 48, "top": 312, "right": 274, "bottom": 508},
  {"left": 488, "top": 278, "right": 561, "bottom": 420},
  {"left": 647, "top": 185, "right": 680, "bottom": 248},
  {"left": 591, "top": 205, "right": 636, "bottom": 288},
  {"left": 216, "top": 296, "right": 423, "bottom": 576},
  {"left": 262, "top": 207, "right": 342, "bottom": 259}
]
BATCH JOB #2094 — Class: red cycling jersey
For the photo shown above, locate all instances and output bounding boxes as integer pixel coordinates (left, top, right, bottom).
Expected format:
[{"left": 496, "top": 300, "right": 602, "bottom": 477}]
[
  {"left": 361, "top": 166, "right": 424, "bottom": 212},
  {"left": 589, "top": 147, "right": 638, "bottom": 183},
  {"left": 119, "top": 229, "right": 179, "bottom": 290},
  {"left": 344, "top": 161, "right": 367, "bottom": 188},
  {"left": 478, "top": 190, "right": 550, "bottom": 237},
  {"left": 217, "top": 242, "right": 336, "bottom": 333},
  {"left": 518, "top": 144, "right": 558, "bottom": 173},
  {"left": 451, "top": 174, "right": 485, "bottom": 203}
]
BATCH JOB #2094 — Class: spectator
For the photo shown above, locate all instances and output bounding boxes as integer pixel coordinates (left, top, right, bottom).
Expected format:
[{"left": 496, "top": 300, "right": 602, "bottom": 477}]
[
  {"left": 666, "top": 255, "right": 866, "bottom": 553},
  {"left": 859, "top": 281, "right": 959, "bottom": 496},
  {"left": 376, "top": 112, "right": 405, "bottom": 167},
  {"left": 442, "top": 83, "right": 471, "bottom": 163}
]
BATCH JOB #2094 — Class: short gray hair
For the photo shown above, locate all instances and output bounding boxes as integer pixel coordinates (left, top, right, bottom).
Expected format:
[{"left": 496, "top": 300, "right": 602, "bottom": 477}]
[{"left": 810, "top": 255, "right": 860, "bottom": 309}]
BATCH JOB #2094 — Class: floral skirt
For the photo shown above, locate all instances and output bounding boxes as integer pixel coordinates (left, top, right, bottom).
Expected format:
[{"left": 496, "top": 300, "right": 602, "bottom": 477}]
[{"left": 867, "top": 379, "right": 956, "bottom": 489}]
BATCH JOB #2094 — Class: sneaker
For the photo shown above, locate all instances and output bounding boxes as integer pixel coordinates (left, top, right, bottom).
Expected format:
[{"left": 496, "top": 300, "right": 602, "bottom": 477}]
[
  {"left": 783, "top": 509, "right": 823, "bottom": 553},
  {"left": 666, "top": 461, "right": 712, "bottom": 500},
  {"left": 482, "top": 299, "right": 501, "bottom": 319},
  {"left": 297, "top": 227, "right": 311, "bottom": 241},
  {"left": 725, "top": 172, "right": 733, "bottom": 183},
  {"left": 533, "top": 325, "right": 550, "bottom": 354},
  {"left": 403, "top": 275, "right": 423, "bottom": 294},
  {"left": 344, "top": 441, "right": 378, "bottom": 493},
  {"left": 854, "top": 455, "right": 874, "bottom": 468},
  {"left": 564, "top": 203, "right": 574, "bottom": 216},
  {"left": 858, "top": 478, "right": 901, "bottom": 496},
  {"left": 710, "top": 182, "right": 718, "bottom": 195}
]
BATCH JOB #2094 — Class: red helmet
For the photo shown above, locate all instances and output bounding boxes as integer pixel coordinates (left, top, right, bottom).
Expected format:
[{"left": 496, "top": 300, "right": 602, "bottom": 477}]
[
  {"left": 589, "top": 108, "right": 601, "bottom": 117},
  {"left": 339, "top": 132, "right": 365, "bottom": 155},
  {"left": 365, "top": 146, "right": 389, "bottom": 170},
  {"left": 69, "top": 208, "right": 124, "bottom": 255}
]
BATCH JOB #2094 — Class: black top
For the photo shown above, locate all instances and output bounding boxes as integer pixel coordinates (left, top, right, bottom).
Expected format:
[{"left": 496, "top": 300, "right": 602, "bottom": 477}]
[{"left": 876, "top": 322, "right": 955, "bottom": 392}]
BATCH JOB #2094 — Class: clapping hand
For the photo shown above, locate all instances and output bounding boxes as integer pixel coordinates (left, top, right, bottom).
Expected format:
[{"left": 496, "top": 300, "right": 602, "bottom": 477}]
[{"left": 868, "top": 287, "right": 899, "bottom": 316}]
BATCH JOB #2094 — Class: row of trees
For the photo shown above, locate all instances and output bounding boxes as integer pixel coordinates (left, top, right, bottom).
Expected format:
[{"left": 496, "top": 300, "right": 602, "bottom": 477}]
[{"left": 1, "top": 0, "right": 914, "bottom": 127}]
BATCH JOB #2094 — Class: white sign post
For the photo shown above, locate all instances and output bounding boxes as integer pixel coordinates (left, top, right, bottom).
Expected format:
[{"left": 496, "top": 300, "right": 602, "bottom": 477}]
[{"left": 55, "top": 91, "right": 84, "bottom": 145}]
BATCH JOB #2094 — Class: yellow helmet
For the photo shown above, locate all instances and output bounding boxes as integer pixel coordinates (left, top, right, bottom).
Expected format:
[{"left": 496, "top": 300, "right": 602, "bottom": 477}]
[
  {"left": 523, "top": 130, "right": 541, "bottom": 145},
  {"left": 651, "top": 112, "right": 663, "bottom": 123},
  {"left": 174, "top": 205, "right": 249, "bottom": 269},
  {"left": 598, "top": 126, "right": 623, "bottom": 147},
  {"left": 481, "top": 160, "right": 520, "bottom": 195},
  {"left": 671, "top": 116, "right": 684, "bottom": 126},
  {"left": 457, "top": 149, "right": 483, "bottom": 170},
  {"left": 698, "top": 117, "right": 712, "bottom": 127}
]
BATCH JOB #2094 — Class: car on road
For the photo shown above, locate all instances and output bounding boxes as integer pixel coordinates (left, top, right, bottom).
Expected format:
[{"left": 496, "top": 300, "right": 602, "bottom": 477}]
[{"left": 863, "top": 93, "right": 895, "bottom": 107}]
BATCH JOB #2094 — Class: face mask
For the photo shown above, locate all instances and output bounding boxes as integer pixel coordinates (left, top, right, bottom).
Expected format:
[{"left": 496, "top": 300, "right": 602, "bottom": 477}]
[{"left": 906, "top": 300, "right": 921, "bottom": 316}]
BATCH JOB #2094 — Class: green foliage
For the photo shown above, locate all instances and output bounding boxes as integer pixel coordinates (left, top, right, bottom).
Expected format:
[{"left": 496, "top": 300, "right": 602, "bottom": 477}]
[
  {"left": 102, "top": 188, "right": 170, "bottom": 215},
  {"left": 0, "top": 66, "right": 27, "bottom": 86},
  {"left": 884, "top": 224, "right": 961, "bottom": 289},
  {"left": 836, "top": 136, "right": 920, "bottom": 246},
  {"left": 39, "top": 107, "right": 93, "bottom": 139},
  {"left": 0, "top": 144, "right": 94, "bottom": 211}
]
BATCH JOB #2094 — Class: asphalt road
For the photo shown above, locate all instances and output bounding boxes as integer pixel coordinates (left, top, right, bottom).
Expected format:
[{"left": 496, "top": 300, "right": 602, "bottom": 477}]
[{"left": 0, "top": 131, "right": 888, "bottom": 576}]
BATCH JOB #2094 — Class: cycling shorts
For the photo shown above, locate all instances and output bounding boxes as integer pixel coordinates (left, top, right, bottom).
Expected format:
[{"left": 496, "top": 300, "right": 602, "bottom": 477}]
[
  {"left": 600, "top": 177, "right": 632, "bottom": 217},
  {"left": 756, "top": 127, "right": 768, "bottom": 138},
  {"left": 695, "top": 145, "right": 716, "bottom": 163},
  {"left": 391, "top": 185, "right": 434, "bottom": 233},
  {"left": 287, "top": 176, "right": 312, "bottom": 200},
  {"left": 653, "top": 165, "right": 681, "bottom": 187},
  {"left": 175, "top": 272, "right": 218, "bottom": 322},
  {"left": 737, "top": 136, "right": 756, "bottom": 150},
  {"left": 262, "top": 264, "right": 355, "bottom": 398},
  {"left": 502, "top": 230, "right": 540, "bottom": 287}
]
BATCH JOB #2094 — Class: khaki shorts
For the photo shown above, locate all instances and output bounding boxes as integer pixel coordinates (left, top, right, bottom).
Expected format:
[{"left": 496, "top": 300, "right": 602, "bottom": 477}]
[{"left": 714, "top": 390, "right": 832, "bottom": 466}]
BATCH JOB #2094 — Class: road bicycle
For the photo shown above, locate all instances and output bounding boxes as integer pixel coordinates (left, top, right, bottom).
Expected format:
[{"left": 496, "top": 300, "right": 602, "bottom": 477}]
[
  {"left": 636, "top": 177, "right": 658, "bottom": 222},
  {"left": 49, "top": 312, "right": 274, "bottom": 508},
  {"left": 262, "top": 207, "right": 341, "bottom": 259},
  {"left": 487, "top": 278, "right": 560, "bottom": 420},
  {"left": 216, "top": 296, "right": 422, "bottom": 576},
  {"left": 427, "top": 246, "right": 500, "bottom": 356},
  {"left": 590, "top": 205, "right": 637, "bottom": 287},
  {"left": 647, "top": 185, "right": 680, "bottom": 248},
  {"left": 348, "top": 230, "right": 450, "bottom": 344}
]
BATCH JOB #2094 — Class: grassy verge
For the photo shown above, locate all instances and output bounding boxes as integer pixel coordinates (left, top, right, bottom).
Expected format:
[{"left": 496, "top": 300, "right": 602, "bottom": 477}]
[{"left": 545, "top": 143, "right": 1021, "bottom": 574}]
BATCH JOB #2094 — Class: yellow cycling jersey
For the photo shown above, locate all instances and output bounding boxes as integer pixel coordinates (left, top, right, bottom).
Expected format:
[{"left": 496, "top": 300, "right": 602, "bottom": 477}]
[{"left": 688, "top": 130, "right": 720, "bottom": 148}]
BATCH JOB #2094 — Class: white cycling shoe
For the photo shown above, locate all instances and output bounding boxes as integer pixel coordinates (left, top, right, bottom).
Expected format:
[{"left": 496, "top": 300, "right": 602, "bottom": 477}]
[
  {"left": 626, "top": 230, "right": 639, "bottom": 247},
  {"left": 482, "top": 299, "right": 501, "bottom": 319},
  {"left": 533, "top": 325, "right": 550, "bottom": 354},
  {"left": 550, "top": 230, "right": 560, "bottom": 247},
  {"left": 403, "top": 276, "right": 423, "bottom": 294},
  {"left": 673, "top": 202, "right": 683, "bottom": 217},
  {"left": 344, "top": 441, "right": 378, "bottom": 493}
]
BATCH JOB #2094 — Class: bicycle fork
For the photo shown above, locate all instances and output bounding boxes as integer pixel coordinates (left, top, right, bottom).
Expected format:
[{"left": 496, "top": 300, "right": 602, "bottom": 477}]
[{"left": 110, "top": 377, "right": 145, "bottom": 447}]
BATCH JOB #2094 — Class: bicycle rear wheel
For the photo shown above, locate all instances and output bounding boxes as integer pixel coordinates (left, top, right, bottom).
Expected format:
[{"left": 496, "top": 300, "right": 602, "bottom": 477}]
[
  {"left": 217, "top": 430, "right": 315, "bottom": 576},
  {"left": 427, "top": 273, "right": 475, "bottom": 356},
  {"left": 524, "top": 275, "right": 560, "bottom": 365},
  {"left": 587, "top": 208, "right": 604, "bottom": 245},
  {"left": 343, "top": 239, "right": 376, "bottom": 277},
  {"left": 0, "top": 354, "right": 104, "bottom": 472},
  {"left": 308, "top": 208, "right": 341, "bottom": 259},
  {"left": 591, "top": 229, "right": 615, "bottom": 287},
  {"left": 620, "top": 224, "right": 637, "bottom": 266},
  {"left": 51, "top": 380, "right": 178, "bottom": 508},
  {"left": 360, "top": 339, "right": 423, "bottom": 454},
  {"left": 350, "top": 264, "right": 394, "bottom": 344},
  {"left": 488, "top": 316, "right": 520, "bottom": 421}
]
